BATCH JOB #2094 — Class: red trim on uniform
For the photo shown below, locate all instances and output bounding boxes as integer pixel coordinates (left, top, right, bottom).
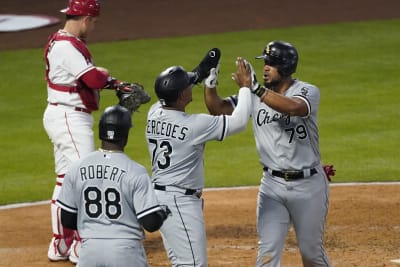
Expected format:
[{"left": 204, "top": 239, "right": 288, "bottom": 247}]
[
  {"left": 74, "top": 231, "right": 81, "bottom": 241},
  {"left": 57, "top": 174, "right": 65, "bottom": 178},
  {"left": 53, "top": 233, "right": 62, "bottom": 239},
  {"left": 64, "top": 112, "right": 81, "bottom": 159}
]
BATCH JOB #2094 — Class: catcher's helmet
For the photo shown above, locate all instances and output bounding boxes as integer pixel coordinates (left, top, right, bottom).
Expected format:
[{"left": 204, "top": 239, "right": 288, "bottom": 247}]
[
  {"left": 60, "top": 0, "right": 100, "bottom": 17},
  {"left": 99, "top": 105, "right": 132, "bottom": 142},
  {"left": 155, "top": 66, "right": 197, "bottom": 106},
  {"left": 256, "top": 41, "right": 298, "bottom": 76}
]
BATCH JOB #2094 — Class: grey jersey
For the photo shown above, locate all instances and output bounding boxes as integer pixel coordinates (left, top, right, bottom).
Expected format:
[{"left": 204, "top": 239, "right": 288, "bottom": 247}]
[
  {"left": 232, "top": 80, "right": 321, "bottom": 170},
  {"left": 57, "top": 149, "right": 161, "bottom": 240},
  {"left": 145, "top": 103, "right": 228, "bottom": 189}
]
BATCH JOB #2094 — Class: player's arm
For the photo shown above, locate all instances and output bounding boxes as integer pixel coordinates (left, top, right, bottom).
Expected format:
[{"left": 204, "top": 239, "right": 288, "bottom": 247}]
[
  {"left": 60, "top": 209, "right": 77, "bottom": 230},
  {"left": 244, "top": 58, "right": 309, "bottom": 117},
  {"left": 204, "top": 87, "right": 234, "bottom": 115},
  {"left": 138, "top": 206, "right": 170, "bottom": 232},
  {"left": 260, "top": 90, "right": 309, "bottom": 117},
  {"left": 203, "top": 59, "right": 251, "bottom": 116},
  {"left": 79, "top": 67, "right": 110, "bottom": 89}
]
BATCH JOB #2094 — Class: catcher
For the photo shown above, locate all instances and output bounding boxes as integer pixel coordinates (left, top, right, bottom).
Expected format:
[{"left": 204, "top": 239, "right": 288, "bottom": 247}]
[{"left": 43, "top": 0, "right": 150, "bottom": 263}]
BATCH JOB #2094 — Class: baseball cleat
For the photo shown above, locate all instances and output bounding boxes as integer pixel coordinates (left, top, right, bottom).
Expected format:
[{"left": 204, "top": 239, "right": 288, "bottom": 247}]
[
  {"left": 48, "top": 239, "right": 69, "bottom": 261},
  {"left": 48, "top": 251, "right": 69, "bottom": 262}
]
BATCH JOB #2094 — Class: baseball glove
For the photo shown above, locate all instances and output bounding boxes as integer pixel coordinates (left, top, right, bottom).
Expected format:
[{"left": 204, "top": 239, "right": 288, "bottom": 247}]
[
  {"left": 192, "top": 48, "right": 221, "bottom": 84},
  {"left": 115, "top": 82, "right": 151, "bottom": 113},
  {"left": 323, "top": 164, "right": 336, "bottom": 182}
]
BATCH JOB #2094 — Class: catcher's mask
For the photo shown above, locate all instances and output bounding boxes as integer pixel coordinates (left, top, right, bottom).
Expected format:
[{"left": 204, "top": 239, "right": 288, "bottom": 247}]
[
  {"left": 99, "top": 105, "right": 132, "bottom": 142},
  {"left": 60, "top": 0, "right": 101, "bottom": 17},
  {"left": 256, "top": 41, "right": 298, "bottom": 77},
  {"left": 154, "top": 66, "right": 197, "bottom": 107}
]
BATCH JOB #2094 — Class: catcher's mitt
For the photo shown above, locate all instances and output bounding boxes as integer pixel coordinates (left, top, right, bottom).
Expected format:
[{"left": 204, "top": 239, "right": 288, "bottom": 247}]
[
  {"left": 192, "top": 48, "right": 221, "bottom": 84},
  {"left": 116, "top": 82, "right": 151, "bottom": 113}
]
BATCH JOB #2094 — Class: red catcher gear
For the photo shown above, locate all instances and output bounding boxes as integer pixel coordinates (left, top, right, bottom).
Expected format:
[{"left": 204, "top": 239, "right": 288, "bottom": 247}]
[{"left": 60, "top": 0, "right": 100, "bottom": 17}]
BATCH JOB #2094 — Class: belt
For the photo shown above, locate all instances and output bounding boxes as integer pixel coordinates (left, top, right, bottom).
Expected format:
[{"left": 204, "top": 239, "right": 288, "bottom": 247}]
[
  {"left": 263, "top": 167, "right": 317, "bottom": 181},
  {"left": 154, "top": 184, "right": 202, "bottom": 198},
  {"left": 49, "top": 103, "right": 91, "bottom": 114}
]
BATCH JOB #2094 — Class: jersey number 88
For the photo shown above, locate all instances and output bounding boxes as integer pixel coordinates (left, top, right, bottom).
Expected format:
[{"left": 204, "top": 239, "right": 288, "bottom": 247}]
[{"left": 84, "top": 186, "right": 122, "bottom": 219}]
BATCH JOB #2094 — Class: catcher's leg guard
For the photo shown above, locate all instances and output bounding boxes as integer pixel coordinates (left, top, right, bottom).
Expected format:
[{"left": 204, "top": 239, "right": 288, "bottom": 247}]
[
  {"left": 69, "top": 231, "right": 81, "bottom": 264},
  {"left": 48, "top": 175, "right": 75, "bottom": 261}
]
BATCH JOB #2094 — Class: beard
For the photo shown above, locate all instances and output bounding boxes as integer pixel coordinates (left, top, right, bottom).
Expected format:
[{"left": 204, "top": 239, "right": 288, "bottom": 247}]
[{"left": 263, "top": 78, "right": 281, "bottom": 89}]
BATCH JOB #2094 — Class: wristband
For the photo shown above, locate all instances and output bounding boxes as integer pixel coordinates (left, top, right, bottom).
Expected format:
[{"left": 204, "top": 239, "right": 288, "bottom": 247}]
[{"left": 254, "top": 86, "right": 266, "bottom": 98}]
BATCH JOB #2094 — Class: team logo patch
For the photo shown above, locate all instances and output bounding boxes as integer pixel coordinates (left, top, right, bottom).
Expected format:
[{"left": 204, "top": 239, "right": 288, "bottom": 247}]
[
  {"left": 300, "top": 87, "right": 309, "bottom": 96},
  {"left": 107, "top": 130, "right": 115, "bottom": 140}
]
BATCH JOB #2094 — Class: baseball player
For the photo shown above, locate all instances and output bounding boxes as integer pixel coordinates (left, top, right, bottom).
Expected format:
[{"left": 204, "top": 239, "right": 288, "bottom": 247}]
[
  {"left": 43, "top": 0, "right": 138, "bottom": 263},
  {"left": 202, "top": 41, "right": 331, "bottom": 266},
  {"left": 56, "top": 105, "right": 170, "bottom": 267},
  {"left": 145, "top": 62, "right": 253, "bottom": 266}
]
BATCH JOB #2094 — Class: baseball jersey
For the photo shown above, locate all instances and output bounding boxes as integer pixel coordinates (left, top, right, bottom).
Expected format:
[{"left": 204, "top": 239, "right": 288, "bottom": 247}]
[
  {"left": 45, "top": 30, "right": 97, "bottom": 109},
  {"left": 233, "top": 80, "right": 321, "bottom": 170},
  {"left": 145, "top": 87, "right": 252, "bottom": 190},
  {"left": 56, "top": 149, "right": 162, "bottom": 240}
]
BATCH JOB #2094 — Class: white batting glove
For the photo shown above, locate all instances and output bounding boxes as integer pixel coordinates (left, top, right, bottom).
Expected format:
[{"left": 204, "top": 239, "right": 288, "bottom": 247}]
[
  {"left": 243, "top": 59, "right": 259, "bottom": 92},
  {"left": 204, "top": 63, "right": 220, "bottom": 88}
]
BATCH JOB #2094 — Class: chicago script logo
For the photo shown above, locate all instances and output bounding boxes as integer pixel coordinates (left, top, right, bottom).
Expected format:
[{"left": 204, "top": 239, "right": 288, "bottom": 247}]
[{"left": 256, "top": 109, "right": 290, "bottom": 126}]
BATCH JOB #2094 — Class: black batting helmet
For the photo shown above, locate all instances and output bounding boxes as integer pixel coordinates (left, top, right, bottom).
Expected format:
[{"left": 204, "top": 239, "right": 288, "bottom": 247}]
[
  {"left": 99, "top": 105, "right": 132, "bottom": 142},
  {"left": 155, "top": 66, "right": 197, "bottom": 106},
  {"left": 256, "top": 41, "right": 298, "bottom": 76}
]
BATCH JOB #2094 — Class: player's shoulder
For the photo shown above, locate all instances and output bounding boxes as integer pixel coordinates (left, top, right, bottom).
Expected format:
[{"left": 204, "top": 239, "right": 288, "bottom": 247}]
[
  {"left": 122, "top": 157, "right": 148, "bottom": 175},
  {"left": 51, "top": 38, "right": 76, "bottom": 50},
  {"left": 291, "top": 79, "right": 320, "bottom": 97},
  {"left": 293, "top": 79, "right": 319, "bottom": 91}
]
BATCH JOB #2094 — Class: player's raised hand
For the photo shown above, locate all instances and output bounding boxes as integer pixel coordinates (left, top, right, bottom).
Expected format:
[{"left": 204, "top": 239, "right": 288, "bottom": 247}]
[
  {"left": 232, "top": 57, "right": 252, "bottom": 88},
  {"left": 204, "top": 63, "right": 220, "bottom": 89},
  {"left": 243, "top": 59, "right": 260, "bottom": 92}
]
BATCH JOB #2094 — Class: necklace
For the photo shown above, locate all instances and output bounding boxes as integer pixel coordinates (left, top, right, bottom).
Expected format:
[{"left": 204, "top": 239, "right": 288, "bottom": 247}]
[{"left": 99, "top": 148, "right": 123, "bottom": 153}]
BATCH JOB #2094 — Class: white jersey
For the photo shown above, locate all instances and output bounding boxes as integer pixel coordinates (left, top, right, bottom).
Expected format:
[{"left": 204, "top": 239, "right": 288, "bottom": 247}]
[
  {"left": 146, "top": 103, "right": 227, "bottom": 190},
  {"left": 146, "top": 87, "right": 252, "bottom": 190},
  {"left": 56, "top": 149, "right": 162, "bottom": 240},
  {"left": 46, "top": 30, "right": 95, "bottom": 108},
  {"left": 233, "top": 80, "right": 321, "bottom": 170}
]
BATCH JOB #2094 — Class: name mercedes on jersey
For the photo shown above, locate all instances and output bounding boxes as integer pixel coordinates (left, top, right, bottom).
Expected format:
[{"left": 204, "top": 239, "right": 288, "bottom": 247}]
[
  {"left": 79, "top": 164, "right": 127, "bottom": 183},
  {"left": 146, "top": 119, "right": 188, "bottom": 141}
]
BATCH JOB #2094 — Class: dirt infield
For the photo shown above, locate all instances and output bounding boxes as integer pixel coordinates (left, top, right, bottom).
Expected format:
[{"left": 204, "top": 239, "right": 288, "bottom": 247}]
[
  {"left": 1, "top": 0, "right": 400, "bottom": 266},
  {"left": 1, "top": 184, "right": 400, "bottom": 266}
]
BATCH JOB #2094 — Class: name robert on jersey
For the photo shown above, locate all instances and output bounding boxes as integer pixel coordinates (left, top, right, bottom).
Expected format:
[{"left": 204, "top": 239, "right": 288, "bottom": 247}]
[
  {"left": 146, "top": 119, "right": 188, "bottom": 140},
  {"left": 80, "top": 165, "right": 126, "bottom": 183}
]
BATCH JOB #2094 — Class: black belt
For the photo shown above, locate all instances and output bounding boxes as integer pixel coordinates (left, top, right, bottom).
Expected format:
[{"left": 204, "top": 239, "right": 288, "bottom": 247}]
[
  {"left": 154, "top": 184, "right": 198, "bottom": 196},
  {"left": 263, "top": 167, "right": 317, "bottom": 181}
]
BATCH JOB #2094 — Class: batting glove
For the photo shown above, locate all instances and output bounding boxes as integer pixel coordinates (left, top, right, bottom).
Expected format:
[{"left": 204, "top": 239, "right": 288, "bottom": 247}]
[
  {"left": 243, "top": 59, "right": 266, "bottom": 98},
  {"left": 204, "top": 63, "right": 220, "bottom": 88}
]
